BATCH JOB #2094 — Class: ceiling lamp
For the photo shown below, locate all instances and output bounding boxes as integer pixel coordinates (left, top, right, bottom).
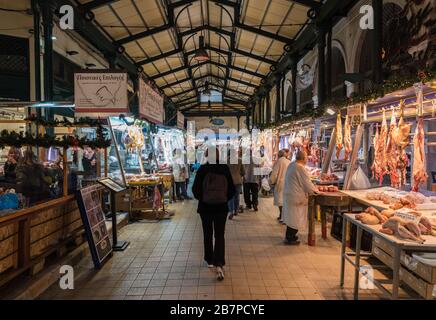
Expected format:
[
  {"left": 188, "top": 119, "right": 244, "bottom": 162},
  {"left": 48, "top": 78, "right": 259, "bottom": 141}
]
[
  {"left": 193, "top": 35, "right": 209, "bottom": 62},
  {"left": 202, "top": 81, "right": 211, "bottom": 96}
]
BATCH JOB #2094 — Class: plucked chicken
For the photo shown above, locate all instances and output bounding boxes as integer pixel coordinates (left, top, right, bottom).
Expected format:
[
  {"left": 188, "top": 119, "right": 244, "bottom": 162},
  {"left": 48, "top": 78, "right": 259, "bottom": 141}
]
[
  {"left": 381, "top": 217, "right": 425, "bottom": 243},
  {"left": 343, "top": 115, "right": 352, "bottom": 161},
  {"left": 335, "top": 113, "right": 343, "bottom": 159},
  {"left": 393, "top": 103, "right": 411, "bottom": 186},
  {"left": 412, "top": 117, "right": 427, "bottom": 191}
]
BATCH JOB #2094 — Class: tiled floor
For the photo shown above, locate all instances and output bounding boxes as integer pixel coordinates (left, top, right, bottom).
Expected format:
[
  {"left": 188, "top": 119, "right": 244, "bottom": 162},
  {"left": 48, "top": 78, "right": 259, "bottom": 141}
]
[{"left": 39, "top": 196, "right": 382, "bottom": 300}]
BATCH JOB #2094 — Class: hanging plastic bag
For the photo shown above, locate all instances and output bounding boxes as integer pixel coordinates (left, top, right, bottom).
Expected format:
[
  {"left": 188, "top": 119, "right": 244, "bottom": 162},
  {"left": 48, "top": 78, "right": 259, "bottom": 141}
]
[
  {"left": 261, "top": 177, "right": 271, "bottom": 192},
  {"left": 0, "top": 193, "right": 19, "bottom": 211},
  {"left": 349, "top": 165, "right": 371, "bottom": 190}
]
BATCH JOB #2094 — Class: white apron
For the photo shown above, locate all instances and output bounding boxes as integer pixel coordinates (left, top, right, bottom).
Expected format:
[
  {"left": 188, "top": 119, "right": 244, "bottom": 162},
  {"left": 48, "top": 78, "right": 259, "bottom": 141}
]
[
  {"left": 269, "top": 157, "right": 291, "bottom": 206},
  {"left": 282, "top": 162, "right": 317, "bottom": 231}
]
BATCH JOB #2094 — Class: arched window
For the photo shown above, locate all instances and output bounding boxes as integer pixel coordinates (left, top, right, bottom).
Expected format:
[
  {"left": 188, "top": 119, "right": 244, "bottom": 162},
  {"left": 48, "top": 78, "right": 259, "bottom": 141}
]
[{"left": 331, "top": 47, "right": 346, "bottom": 98}]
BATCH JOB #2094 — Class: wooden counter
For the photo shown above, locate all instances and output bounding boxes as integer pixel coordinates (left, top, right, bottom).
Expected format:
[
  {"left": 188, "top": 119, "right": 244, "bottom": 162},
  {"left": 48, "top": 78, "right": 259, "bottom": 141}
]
[{"left": 0, "top": 195, "right": 84, "bottom": 287}]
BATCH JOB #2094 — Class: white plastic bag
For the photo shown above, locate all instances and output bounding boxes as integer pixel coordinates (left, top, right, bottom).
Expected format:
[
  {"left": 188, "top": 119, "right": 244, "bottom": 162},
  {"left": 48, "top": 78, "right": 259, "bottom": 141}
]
[
  {"left": 261, "top": 177, "right": 271, "bottom": 192},
  {"left": 349, "top": 166, "right": 371, "bottom": 190}
]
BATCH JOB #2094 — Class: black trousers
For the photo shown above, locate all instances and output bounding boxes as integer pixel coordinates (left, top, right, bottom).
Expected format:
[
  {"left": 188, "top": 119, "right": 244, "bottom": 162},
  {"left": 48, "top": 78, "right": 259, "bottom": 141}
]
[
  {"left": 243, "top": 183, "right": 259, "bottom": 208},
  {"left": 279, "top": 206, "right": 282, "bottom": 219},
  {"left": 175, "top": 181, "right": 188, "bottom": 199},
  {"left": 199, "top": 212, "right": 227, "bottom": 267},
  {"left": 285, "top": 226, "right": 298, "bottom": 241}
]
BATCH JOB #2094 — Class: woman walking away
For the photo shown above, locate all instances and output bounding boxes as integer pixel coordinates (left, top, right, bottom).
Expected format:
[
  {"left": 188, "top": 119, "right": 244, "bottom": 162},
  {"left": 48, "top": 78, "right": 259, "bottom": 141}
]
[
  {"left": 227, "top": 148, "right": 245, "bottom": 220},
  {"left": 192, "top": 149, "right": 236, "bottom": 281},
  {"left": 269, "top": 149, "right": 291, "bottom": 223}
]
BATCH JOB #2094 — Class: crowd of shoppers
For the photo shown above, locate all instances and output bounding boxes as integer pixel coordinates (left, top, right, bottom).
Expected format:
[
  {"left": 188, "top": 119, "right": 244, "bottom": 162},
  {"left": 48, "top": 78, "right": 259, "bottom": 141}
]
[{"left": 190, "top": 144, "right": 318, "bottom": 281}]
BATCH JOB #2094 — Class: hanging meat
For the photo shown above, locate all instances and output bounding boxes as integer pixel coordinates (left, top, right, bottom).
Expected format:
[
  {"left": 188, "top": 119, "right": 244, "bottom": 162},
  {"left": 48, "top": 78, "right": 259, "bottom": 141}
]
[
  {"left": 412, "top": 117, "right": 427, "bottom": 191},
  {"left": 386, "top": 108, "right": 400, "bottom": 188},
  {"left": 372, "top": 109, "right": 388, "bottom": 184},
  {"left": 335, "top": 113, "right": 343, "bottom": 159},
  {"left": 393, "top": 102, "right": 411, "bottom": 186},
  {"left": 343, "top": 115, "right": 352, "bottom": 161}
]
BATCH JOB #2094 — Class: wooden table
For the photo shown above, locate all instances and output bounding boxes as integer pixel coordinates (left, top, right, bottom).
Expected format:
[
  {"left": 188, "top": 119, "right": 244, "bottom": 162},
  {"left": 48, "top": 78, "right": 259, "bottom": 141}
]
[
  {"left": 308, "top": 192, "right": 351, "bottom": 246},
  {"left": 340, "top": 213, "right": 436, "bottom": 300}
]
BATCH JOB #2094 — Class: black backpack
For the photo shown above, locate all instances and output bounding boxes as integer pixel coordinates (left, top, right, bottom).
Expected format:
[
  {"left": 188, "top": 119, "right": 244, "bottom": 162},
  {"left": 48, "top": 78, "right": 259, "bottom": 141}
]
[{"left": 202, "top": 172, "right": 228, "bottom": 204}]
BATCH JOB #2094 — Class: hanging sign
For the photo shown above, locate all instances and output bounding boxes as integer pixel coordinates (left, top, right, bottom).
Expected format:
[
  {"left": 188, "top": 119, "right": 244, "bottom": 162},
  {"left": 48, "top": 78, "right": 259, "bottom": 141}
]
[
  {"left": 347, "top": 104, "right": 362, "bottom": 126},
  {"left": 74, "top": 70, "right": 128, "bottom": 117},
  {"left": 76, "top": 184, "right": 113, "bottom": 269},
  {"left": 139, "top": 78, "right": 164, "bottom": 124},
  {"left": 177, "top": 111, "right": 185, "bottom": 129}
]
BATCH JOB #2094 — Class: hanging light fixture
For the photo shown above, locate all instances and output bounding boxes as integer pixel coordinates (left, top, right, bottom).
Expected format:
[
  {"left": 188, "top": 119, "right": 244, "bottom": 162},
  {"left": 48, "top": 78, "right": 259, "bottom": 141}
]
[
  {"left": 202, "top": 80, "right": 211, "bottom": 96},
  {"left": 193, "top": 35, "right": 209, "bottom": 62}
]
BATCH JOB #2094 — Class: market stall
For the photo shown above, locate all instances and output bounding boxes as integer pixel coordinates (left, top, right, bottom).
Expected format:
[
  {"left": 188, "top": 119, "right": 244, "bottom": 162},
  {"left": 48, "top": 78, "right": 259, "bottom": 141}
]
[
  {"left": 106, "top": 116, "right": 168, "bottom": 219},
  {"left": 0, "top": 112, "right": 111, "bottom": 286}
]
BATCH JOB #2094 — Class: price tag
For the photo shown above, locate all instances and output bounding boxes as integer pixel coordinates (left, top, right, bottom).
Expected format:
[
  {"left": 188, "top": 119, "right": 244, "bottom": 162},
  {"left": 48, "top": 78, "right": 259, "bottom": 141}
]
[
  {"left": 347, "top": 104, "right": 362, "bottom": 126},
  {"left": 394, "top": 209, "right": 420, "bottom": 223}
]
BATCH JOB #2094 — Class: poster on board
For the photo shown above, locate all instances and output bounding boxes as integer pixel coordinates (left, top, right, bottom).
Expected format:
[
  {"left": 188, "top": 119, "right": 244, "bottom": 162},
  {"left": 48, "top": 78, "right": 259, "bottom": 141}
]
[
  {"left": 139, "top": 77, "right": 164, "bottom": 124},
  {"left": 76, "top": 184, "right": 112, "bottom": 269},
  {"left": 74, "top": 70, "right": 128, "bottom": 117},
  {"left": 177, "top": 111, "right": 184, "bottom": 129}
]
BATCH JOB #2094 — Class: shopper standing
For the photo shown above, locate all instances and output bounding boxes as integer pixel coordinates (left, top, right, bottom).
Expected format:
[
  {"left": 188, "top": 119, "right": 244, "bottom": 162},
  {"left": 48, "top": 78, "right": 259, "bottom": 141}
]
[
  {"left": 243, "top": 151, "right": 261, "bottom": 211},
  {"left": 282, "top": 151, "right": 318, "bottom": 245},
  {"left": 172, "top": 149, "right": 191, "bottom": 200},
  {"left": 227, "top": 148, "right": 245, "bottom": 220},
  {"left": 192, "top": 149, "right": 235, "bottom": 281},
  {"left": 269, "top": 149, "right": 291, "bottom": 223}
]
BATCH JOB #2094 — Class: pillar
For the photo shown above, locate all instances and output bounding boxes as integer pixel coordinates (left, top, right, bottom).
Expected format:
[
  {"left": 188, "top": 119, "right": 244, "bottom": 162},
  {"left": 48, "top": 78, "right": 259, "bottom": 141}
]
[
  {"left": 317, "top": 27, "right": 326, "bottom": 107},
  {"left": 266, "top": 91, "right": 271, "bottom": 125},
  {"left": 275, "top": 76, "right": 281, "bottom": 121},
  {"left": 372, "top": 0, "right": 383, "bottom": 85},
  {"left": 326, "top": 25, "right": 332, "bottom": 100},
  {"left": 291, "top": 62, "right": 297, "bottom": 114}
]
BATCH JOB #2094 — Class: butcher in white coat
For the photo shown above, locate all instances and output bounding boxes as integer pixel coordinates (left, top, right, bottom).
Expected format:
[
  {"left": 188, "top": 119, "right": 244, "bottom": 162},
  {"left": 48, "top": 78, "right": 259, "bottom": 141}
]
[
  {"left": 282, "top": 150, "right": 317, "bottom": 245},
  {"left": 269, "top": 149, "right": 291, "bottom": 222}
]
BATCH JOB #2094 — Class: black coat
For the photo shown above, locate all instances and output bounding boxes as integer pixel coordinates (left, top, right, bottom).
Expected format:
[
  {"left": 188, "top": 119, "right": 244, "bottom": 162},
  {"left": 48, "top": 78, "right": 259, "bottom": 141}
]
[{"left": 192, "top": 164, "right": 236, "bottom": 214}]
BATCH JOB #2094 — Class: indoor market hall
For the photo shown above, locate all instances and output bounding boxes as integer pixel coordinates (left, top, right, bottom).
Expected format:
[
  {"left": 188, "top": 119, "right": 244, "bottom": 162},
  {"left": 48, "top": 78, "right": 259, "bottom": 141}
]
[{"left": 0, "top": 0, "right": 436, "bottom": 305}]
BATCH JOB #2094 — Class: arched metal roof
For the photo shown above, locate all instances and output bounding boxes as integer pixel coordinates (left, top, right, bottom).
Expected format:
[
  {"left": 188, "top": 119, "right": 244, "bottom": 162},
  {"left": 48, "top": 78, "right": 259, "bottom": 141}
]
[{"left": 76, "top": 0, "right": 323, "bottom": 115}]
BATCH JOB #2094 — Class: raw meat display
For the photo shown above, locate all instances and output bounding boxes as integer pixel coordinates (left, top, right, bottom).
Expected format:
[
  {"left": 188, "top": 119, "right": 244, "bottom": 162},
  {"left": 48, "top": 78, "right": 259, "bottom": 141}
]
[
  {"left": 308, "top": 144, "right": 320, "bottom": 166},
  {"left": 385, "top": 109, "right": 400, "bottom": 188},
  {"left": 316, "top": 185, "right": 339, "bottom": 192},
  {"left": 392, "top": 107, "right": 412, "bottom": 149},
  {"left": 419, "top": 216, "right": 435, "bottom": 235},
  {"left": 381, "top": 209, "right": 395, "bottom": 218},
  {"left": 364, "top": 190, "right": 433, "bottom": 210},
  {"left": 381, "top": 217, "right": 425, "bottom": 243},
  {"left": 365, "top": 207, "right": 387, "bottom": 223},
  {"left": 412, "top": 117, "right": 427, "bottom": 191},
  {"left": 335, "top": 114, "right": 343, "bottom": 159},
  {"left": 392, "top": 105, "right": 411, "bottom": 187},
  {"left": 371, "top": 110, "right": 388, "bottom": 184},
  {"left": 320, "top": 173, "right": 339, "bottom": 182},
  {"left": 343, "top": 115, "right": 352, "bottom": 161},
  {"left": 356, "top": 213, "right": 380, "bottom": 225}
]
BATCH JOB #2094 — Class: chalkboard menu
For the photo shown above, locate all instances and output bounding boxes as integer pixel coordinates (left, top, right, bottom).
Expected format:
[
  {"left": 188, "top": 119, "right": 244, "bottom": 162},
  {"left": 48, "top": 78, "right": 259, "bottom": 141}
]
[{"left": 77, "top": 184, "right": 112, "bottom": 269}]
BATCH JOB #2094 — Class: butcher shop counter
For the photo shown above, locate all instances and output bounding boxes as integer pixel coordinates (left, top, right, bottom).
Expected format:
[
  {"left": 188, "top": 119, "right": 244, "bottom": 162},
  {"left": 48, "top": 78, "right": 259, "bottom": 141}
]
[
  {"left": 307, "top": 192, "right": 351, "bottom": 246},
  {"left": 340, "top": 213, "right": 436, "bottom": 300},
  {"left": 339, "top": 187, "right": 436, "bottom": 212}
]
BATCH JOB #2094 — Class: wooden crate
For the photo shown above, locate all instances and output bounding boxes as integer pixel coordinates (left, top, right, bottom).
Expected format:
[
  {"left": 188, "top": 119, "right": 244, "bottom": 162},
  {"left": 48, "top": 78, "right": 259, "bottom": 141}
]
[{"left": 400, "top": 267, "right": 436, "bottom": 299}]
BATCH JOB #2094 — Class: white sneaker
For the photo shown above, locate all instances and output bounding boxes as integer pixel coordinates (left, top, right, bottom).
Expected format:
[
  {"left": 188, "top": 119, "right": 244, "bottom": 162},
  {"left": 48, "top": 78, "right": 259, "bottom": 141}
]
[
  {"left": 207, "top": 264, "right": 214, "bottom": 268},
  {"left": 216, "top": 266, "right": 224, "bottom": 281}
]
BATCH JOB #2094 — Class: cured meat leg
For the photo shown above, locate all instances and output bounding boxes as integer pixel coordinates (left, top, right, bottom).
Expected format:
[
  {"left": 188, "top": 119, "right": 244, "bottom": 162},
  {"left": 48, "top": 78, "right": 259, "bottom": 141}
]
[
  {"left": 335, "top": 114, "right": 343, "bottom": 159},
  {"left": 393, "top": 102, "right": 411, "bottom": 186},
  {"left": 386, "top": 108, "right": 399, "bottom": 188},
  {"left": 412, "top": 117, "right": 427, "bottom": 191},
  {"left": 343, "top": 115, "right": 352, "bottom": 161},
  {"left": 372, "top": 110, "right": 388, "bottom": 184}
]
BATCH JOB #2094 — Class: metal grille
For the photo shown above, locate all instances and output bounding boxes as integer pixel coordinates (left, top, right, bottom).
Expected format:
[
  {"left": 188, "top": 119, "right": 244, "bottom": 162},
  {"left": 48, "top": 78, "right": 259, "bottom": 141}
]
[{"left": 0, "top": 35, "right": 28, "bottom": 74}]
